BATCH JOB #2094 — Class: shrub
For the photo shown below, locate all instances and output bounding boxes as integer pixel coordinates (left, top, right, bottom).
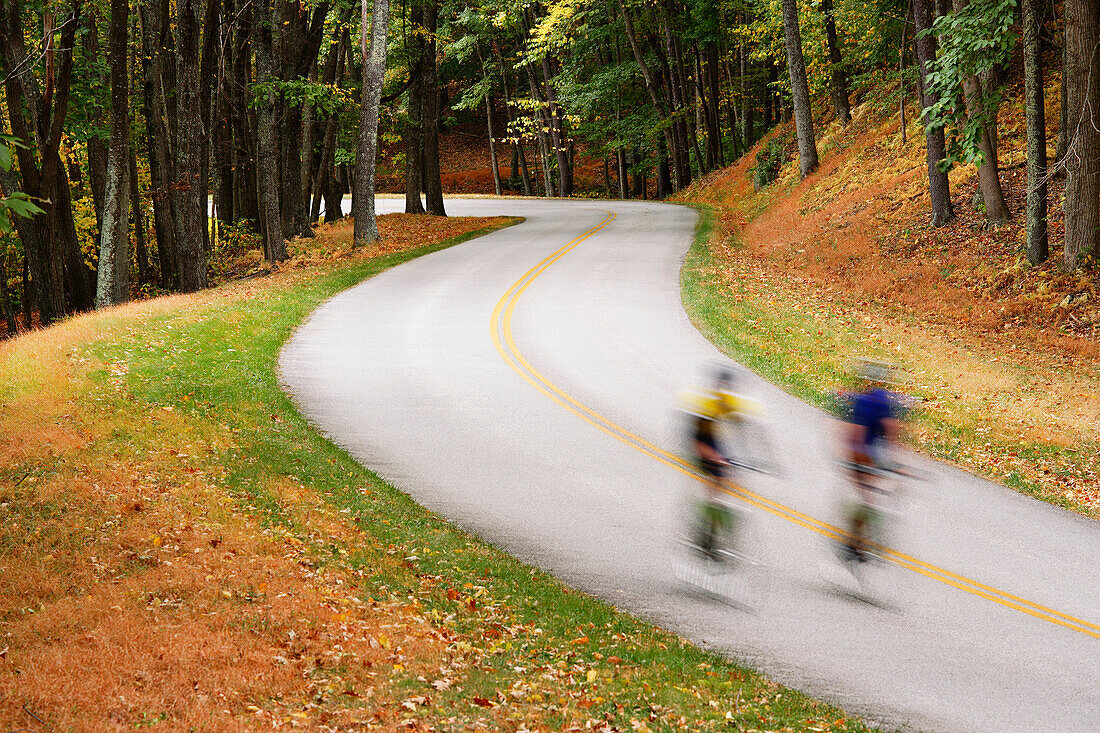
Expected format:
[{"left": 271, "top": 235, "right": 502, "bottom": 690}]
[{"left": 752, "top": 137, "right": 787, "bottom": 190}]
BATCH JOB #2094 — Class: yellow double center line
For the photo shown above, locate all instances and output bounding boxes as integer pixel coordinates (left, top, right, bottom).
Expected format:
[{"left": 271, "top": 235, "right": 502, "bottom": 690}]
[{"left": 489, "top": 210, "right": 1100, "bottom": 640}]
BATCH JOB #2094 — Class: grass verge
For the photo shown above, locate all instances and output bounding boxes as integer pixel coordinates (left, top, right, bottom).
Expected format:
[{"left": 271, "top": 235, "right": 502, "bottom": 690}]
[{"left": 1, "top": 214, "right": 876, "bottom": 731}]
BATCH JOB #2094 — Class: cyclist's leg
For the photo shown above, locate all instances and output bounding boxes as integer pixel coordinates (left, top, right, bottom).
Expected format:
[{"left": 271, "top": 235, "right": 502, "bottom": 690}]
[{"left": 844, "top": 466, "right": 874, "bottom": 562}]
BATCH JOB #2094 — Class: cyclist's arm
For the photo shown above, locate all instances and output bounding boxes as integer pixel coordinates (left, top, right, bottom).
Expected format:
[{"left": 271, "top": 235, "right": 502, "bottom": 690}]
[{"left": 694, "top": 439, "right": 726, "bottom": 465}]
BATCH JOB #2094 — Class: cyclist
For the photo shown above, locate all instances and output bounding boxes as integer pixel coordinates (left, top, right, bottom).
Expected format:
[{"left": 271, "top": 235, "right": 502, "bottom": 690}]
[
  {"left": 683, "top": 365, "right": 761, "bottom": 561},
  {"left": 839, "top": 359, "right": 903, "bottom": 565}
]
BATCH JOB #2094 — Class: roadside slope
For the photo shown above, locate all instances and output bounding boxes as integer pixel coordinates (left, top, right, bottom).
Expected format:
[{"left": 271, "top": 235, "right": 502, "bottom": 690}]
[{"left": 680, "top": 102, "right": 1100, "bottom": 516}]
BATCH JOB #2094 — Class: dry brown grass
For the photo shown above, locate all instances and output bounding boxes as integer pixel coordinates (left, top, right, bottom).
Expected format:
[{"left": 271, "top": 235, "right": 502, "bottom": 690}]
[{"left": 0, "top": 215, "right": 506, "bottom": 731}]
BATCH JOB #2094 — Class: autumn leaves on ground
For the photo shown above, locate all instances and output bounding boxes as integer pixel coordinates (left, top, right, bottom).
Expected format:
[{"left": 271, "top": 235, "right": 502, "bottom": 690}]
[
  {"left": 680, "top": 97, "right": 1100, "bottom": 516},
  {"left": 0, "top": 215, "right": 872, "bottom": 732}
]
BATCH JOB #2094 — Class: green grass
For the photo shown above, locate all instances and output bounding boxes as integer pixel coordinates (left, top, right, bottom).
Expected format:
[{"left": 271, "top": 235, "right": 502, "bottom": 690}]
[{"left": 60, "top": 218, "right": 878, "bottom": 731}]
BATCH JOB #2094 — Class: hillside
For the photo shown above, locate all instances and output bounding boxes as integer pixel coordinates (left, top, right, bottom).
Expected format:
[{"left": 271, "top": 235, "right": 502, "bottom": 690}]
[{"left": 678, "top": 93, "right": 1099, "bottom": 516}]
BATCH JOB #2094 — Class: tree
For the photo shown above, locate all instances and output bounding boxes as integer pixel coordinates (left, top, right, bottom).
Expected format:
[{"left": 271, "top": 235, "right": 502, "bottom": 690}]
[
  {"left": 421, "top": 0, "right": 446, "bottom": 214},
  {"left": 0, "top": 0, "right": 88, "bottom": 324},
  {"left": 780, "top": 0, "right": 818, "bottom": 177},
  {"left": 95, "top": 0, "right": 131, "bottom": 308},
  {"left": 923, "top": 0, "right": 1012, "bottom": 224},
  {"left": 172, "top": 0, "right": 211, "bottom": 292},
  {"left": 353, "top": 0, "right": 392, "bottom": 246},
  {"left": 1021, "top": 0, "right": 1047, "bottom": 264},
  {"left": 912, "top": 0, "right": 954, "bottom": 226},
  {"left": 1062, "top": 0, "right": 1100, "bottom": 269},
  {"left": 821, "top": 0, "right": 851, "bottom": 125},
  {"left": 404, "top": 0, "right": 427, "bottom": 214},
  {"left": 255, "top": 0, "right": 287, "bottom": 261}
]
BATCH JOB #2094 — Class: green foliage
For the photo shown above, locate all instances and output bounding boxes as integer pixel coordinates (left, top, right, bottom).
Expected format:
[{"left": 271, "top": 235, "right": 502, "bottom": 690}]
[
  {"left": 752, "top": 135, "right": 788, "bottom": 190},
  {"left": 921, "top": 0, "right": 1017, "bottom": 169},
  {"left": 249, "top": 77, "right": 350, "bottom": 115},
  {"left": 0, "top": 135, "right": 45, "bottom": 238}
]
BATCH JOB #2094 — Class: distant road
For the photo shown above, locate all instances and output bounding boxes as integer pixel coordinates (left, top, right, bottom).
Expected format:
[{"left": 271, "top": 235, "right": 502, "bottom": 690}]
[{"left": 281, "top": 198, "right": 1100, "bottom": 733}]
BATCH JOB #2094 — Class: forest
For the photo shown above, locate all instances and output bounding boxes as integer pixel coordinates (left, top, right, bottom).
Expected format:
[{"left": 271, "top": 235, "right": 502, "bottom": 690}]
[{"left": 0, "top": 0, "right": 1097, "bottom": 333}]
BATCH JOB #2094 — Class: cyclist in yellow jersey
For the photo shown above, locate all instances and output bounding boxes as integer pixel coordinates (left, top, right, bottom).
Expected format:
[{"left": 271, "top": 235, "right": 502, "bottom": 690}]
[{"left": 682, "top": 366, "right": 762, "bottom": 559}]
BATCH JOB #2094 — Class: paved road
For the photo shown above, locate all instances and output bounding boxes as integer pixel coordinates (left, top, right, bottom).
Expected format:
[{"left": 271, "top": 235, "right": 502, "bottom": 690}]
[{"left": 280, "top": 198, "right": 1100, "bottom": 732}]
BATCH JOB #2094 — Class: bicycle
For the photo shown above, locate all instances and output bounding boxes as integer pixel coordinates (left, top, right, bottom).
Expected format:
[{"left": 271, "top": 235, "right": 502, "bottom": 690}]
[
  {"left": 674, "top": 454, "right": 773, "bottom": 605},
  {"left": 830, "top": 458, "right": 923, "bottom": 606}
]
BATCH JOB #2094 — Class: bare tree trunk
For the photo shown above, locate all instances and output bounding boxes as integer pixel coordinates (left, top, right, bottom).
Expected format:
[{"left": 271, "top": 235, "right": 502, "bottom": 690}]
[
  {"left": 617, "top": 149, "right": 628, "bottom": 198},
  {"left": 353, "top": 0, "right": 392, "bottom": 246},
  {"left": 1062, "top": 0, "right": 1100, "bottom": 268},
  {"left": 739, "top": 47, "right": 754, "bottom": 152},
  {"left": 1054, "top": 2, "right": 1070, "bottom": 175},
  {"left": 0, "top": 0, "right": 79, "bottom": 324},
  {"left": 198, "top": 0, "right": 218, "bottom": 255},
  {"left": 486, "top": 91, "right": 502, "bottom": 196},
  {"left": 83, "top": 12, "right": 109, "bottom": 232},
  {"left": 912, "top": 0, "right": 955, "bottom": 225},
  {"left": 781, "top": 0, "right": 819, "bottom": 176},
  {"left": 300, "top": 62, "right": 317, "bottom": 230},
  {"left": 96, "top": 0, "right": 131, "bottom": 308},
  {"left": 405, "top": 0, "right": 426, "bottom": 213},
  {"left": 1022, "top": 0, "right": 1048, "bottom": 263},
  {"left": 172, "top": 0, "right": 210, "bottom": 292},
  {"left": 0, "top": 252, "right": 12, "bottom": 334},
  {"left": 822, "top": 0, "right": 851, "bottom": 125},
  {"left": 129, "top": 148, "right": 150, "bottom": 283},
  {"left": 255, "top": 0, "right": 287, "bottom": 261},
  {"left": 421, "top": 0, "right": 445, "bottom": 215},
  {"left": 139, "top": 0, "right": 179, "bottom": 288},
  {"left": 313, "top": 22, "right": 350, "bottom": 221},
  {"left": 213, "top": 0, "right": 234, "bottom": 229}
]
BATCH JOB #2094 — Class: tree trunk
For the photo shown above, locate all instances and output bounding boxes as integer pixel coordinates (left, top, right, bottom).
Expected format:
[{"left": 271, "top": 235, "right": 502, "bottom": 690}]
[
  {"left": 739, "top": 47, "right": 754, "bottom": 152},
  {"left": 1022, "top": 0, "right": 1048, "bottom": 263},
  {"left": 485, "top": 90, "right": 502, "bottom": 196},
  {"left": 300, "top": 62, "right": 317, "bottom": 230},
  {"left": 313, "top": 22, "right": 350, "bottom": 222},
  {"left": 213, "top": 0, "right": 234, "bottom": 229},
  {"left": 172, "top": 0, "right": 210, "bottom": 292},
  {"left": 537, "top": 53, "right": 573, "bottom": 196},
  {"left": 129, "top": 148, "right": 150, "bottom": 283},
  {"left": 951, "top": 0, "right": 1010, "bottom": 223},
  {"left": 0, "top": 252, "right": 12, "bottom": 335},
  {"left": 822, "top": 0, "right": 851, "bottom": 125},
  {"left": 198, "top": 0, "right": 218, "bottom": 255},
  {"left": 781, "top": 0, "right": 819, "bottom": 176},
  {"left": 0, "top": 0, "right": 79, "bottom": 324},
  {"left": 1062, "top": 0, "right": 1100, "bottom": 268},
  {"left": 617, "top": 149, "right": 628, "bottom": 198},
  {"left": 353, "top": 0, "right": 392, "bottom": 246},
  {"left": 405, "top": 0, "right": 426, "bottom": 213},
  {"left": 84, "top": 12, "right": 109, "bottom": 232},
  {"left": 912, "top": 0, "right": 955, "bottom": 225},
  {"left": 231, "top": 1, "right": 259, "bottom": 226},
  {"left": 255, "top": 0, "right": 287, "bottom": 261},
  {"left": 96, "top": 0, "right": 131, "bottom": 308},
  {"left": 140, "top": 0, "right": 179, "bottom": 288},
  {"left": 1054, "top": 18, "right": 1069, "bottom": 176},
  {"left": 620, "top": 2, "right": 680, "bottom": 188},
  {"left": 421, "top": 0, "right": 445, "bottom": 214}
]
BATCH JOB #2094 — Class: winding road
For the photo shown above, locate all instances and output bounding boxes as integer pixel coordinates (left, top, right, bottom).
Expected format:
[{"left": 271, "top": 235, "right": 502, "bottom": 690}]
[{"left": 280, "top": 198, "right": 1100, "bottom": 733}]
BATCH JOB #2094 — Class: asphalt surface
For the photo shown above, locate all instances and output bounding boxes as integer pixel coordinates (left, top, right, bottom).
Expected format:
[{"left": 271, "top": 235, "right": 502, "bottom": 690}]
[{"left": 280, "top": 198, "right": 1100, "bottom": 732}]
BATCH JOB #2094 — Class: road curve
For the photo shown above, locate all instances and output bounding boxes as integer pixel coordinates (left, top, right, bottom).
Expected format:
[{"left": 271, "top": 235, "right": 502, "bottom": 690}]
[{"left": 280, "top": 198, "right": 1100, "bottom": 732}]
